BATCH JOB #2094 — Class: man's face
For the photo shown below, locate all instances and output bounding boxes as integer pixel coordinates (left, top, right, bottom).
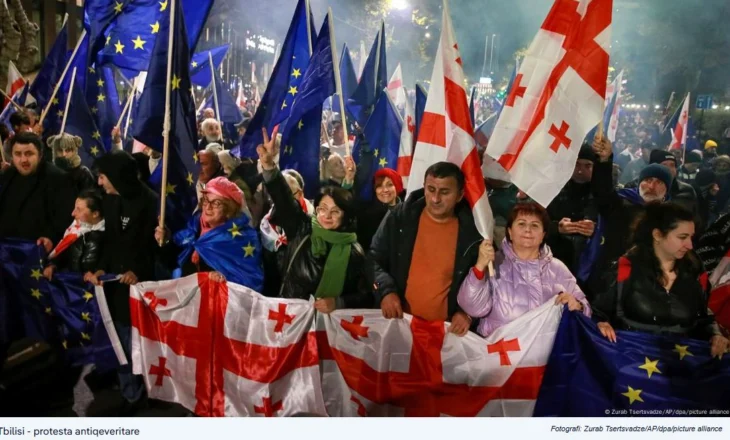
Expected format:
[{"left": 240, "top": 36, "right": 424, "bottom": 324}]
[
  {"left": 424, "top": 174, "right": 463, "bottom": 221},
  {"left": 660, "top": 159, "right": 677, "bottom": 178},
  {"left": 203, "top": 109, "right": 215, "bottom": 119},
  {"left": 12, "top": 143, "right": 41, "bottom": 176},
  {"left": 639, "top": 177, "right": 667, "bottom": 203},
  {"left": 97, "top": 173, "right": 118, "bottom": 195},
  {"left": 332, "top": 123, "right": 345, "bottom": 144},
  {"left": 572, "top": 159, "right": 593, "bottom": 184},
  {"left": 199, "top": 152, "right": 218, "bottom": 183},
  {"left": 204, "top": 122, "right": 222, "bottom": 141}
]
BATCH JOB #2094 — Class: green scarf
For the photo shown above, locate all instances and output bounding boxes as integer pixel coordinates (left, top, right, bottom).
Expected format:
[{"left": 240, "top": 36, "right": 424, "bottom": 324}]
[{"left": 310, "top": 217, "right": 357, "bottom": 298}]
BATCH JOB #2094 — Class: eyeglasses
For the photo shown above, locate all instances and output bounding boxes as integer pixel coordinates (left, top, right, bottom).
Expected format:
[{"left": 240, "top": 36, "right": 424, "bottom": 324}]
[
  {"left": 316, "top": 206, "right": 343, "bottom": 219},
  {"left": 201, "top": 198, "right": 224, "bottom": 209}
]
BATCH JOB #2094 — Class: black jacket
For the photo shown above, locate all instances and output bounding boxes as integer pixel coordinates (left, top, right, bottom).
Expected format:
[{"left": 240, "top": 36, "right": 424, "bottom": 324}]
[
  {"left": 263, "top": 167, "right": 372, "bottom": 309},
  {"left": 593, "top": 255, "right": 717, "bottom": 340},
  {"left": 623, "top": 175, "right": 698, "bottom": 217},
  {"left": 367, "top": 189, "right": 481, "bottom": 320},
  {"left": 50, "top": 231, "right": 104, "bottom": 273},
  {"left": 0, "top": 161, "right": 76, "bottom": 244},
  {"left": 68, "top": 165, "right": 96, "bottom": 193}
]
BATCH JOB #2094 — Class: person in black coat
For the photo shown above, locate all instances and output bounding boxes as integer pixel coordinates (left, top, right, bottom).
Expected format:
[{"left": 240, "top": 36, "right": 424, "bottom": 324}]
[
  {"left": 355, "top": 167, "right": 404, "bottom": 252},
  {"left": 258, "top": 128, "right": 372, "bottom": 312},
  {"left": 48, "top": 133, "right": 96, "bottom": 193}
]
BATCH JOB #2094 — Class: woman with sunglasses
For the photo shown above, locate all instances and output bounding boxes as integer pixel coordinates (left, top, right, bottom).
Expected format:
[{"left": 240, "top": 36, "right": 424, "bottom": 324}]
[{"left": 257, "top": 128, "right": 372, "bottom": 313}]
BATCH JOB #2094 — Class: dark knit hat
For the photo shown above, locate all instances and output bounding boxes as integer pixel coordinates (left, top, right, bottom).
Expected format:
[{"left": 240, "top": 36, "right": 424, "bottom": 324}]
[
  {"left": 649, "top": 149, "right": 677, "bottom": 166},
  {"left": 639, "top": 163, "right": 673, "bottom": 191},
  {"left": 578, "top": 142, "right": 597, "bottom": 162},
  {"left": 695, "top": 169, "right": 718, "bottom": 188},
  {"left": 685, "top": 150, "right": 702, "bottom": 164}
]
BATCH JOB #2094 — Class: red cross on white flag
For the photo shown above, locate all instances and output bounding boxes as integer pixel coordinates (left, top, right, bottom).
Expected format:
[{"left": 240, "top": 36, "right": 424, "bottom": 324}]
[
  {"left": 670, "top": 92, "right": 690, "bottom": 151},
  {"left": 397, "top": 93, "right": 415, "bottom": 186},
  {"left": 485, "top": 0, "right": 613, "bottom": 207},
  {"left": 406, "top": 0, "right": 495, "bottom": 239}
]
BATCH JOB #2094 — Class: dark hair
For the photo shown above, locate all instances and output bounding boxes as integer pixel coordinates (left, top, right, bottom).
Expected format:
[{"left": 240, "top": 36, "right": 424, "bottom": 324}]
[
  {"left": 315, "top": 185, "right": 357, "bottom": 232},
  {"left": 77, "top": 189, "right": 104, "bottom": 217},
  {"left": 9, "top": 131, "right": 43, "bottom": 156},
  {"left": 505, "top": 202, "right": 551, "bottom": 245},
  {"left": 9, "top": 112, "right": 30, "bottom": 129},
  {"left": 629, "top": 202, "right": 699, "bottom": 285},
  {"left": 424, "top": 162, "right": 465, "bottom": 192}
]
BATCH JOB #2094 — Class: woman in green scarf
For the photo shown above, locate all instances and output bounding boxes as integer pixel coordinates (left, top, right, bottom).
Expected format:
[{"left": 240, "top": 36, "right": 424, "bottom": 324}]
[{"left": 257, "top": 128, "right": 373, "bottom": 313}]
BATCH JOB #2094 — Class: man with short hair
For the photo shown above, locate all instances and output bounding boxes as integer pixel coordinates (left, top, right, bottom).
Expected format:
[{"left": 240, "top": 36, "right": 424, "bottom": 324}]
[
  {"left": 196, "top": 144, "right": 226, "bottom": 203},
  {"left": 322, "top": 113, "right": 352, "bottom": 158},
  {"left": 368, "top": 162, "right": 480, "bottom": 336}
]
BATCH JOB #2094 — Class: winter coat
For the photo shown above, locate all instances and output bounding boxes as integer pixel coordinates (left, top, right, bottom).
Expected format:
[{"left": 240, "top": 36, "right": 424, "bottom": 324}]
[
  {"left": 356, "top": 199, "right": 400, "bottom": 252},
  {"left": 262, "top": 167, "right": 372, "bottom": 309},
  {"left": 623, "top": 176, "right": 699, "bottom": 218},
  {"left": 367, "top": 189, "right": 482, "bottom": 320},
  {"left": 67, "top": 165, "right": 96, "bottom": 193},
  {"left": 50, "top": 231, "right": 104, "bottom": 273},
  {"left": 457, "top": 239, "right": 591, "bottom": 337}
]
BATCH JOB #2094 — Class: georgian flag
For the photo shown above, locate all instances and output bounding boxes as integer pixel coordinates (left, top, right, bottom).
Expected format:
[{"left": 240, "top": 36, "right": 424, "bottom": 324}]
[
  {"left": 130, "top": 274, "right": 326, "bottom": 417},
  {"left": 397, "top": 91, "right": 415, "bottom": 187},
  {"left": 486, "top": 0, "right": 613, "bottom": 207},
  {"left": 387, "top": 63, "right": 407, "bottom": 110},
  {"left": 5, "top": 61, "right": 28, "bottom": 108},
  {"left": 406, "top": 0, "right": 494, "bottom": 240},
  {"left": 670, "top": 93, "right": 690, "bottom": 151}
]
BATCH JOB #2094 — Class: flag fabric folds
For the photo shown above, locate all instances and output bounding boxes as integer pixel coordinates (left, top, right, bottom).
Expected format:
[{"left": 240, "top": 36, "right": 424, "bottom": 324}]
[
  {"left": 348, "top": 23, "right": 387, "bottom": 126},
  {"left": 332, "top": 43, "right": 357, "bottom": 118},
  {"left": 0, "top": 83, "right": 30, "bottom": 131},
  {"left": 398, "top": 88, "right": 415, "bottom": 187},
  {"left": 234, "top": 0, "right": 316, "bottom": 158},
  {"left": 86, "top": 66, "right": 122, "bottom": 152},
  {"left": 190, "top": 44, "right": 230, "bottom": 87},
  {"left": 534, "top": 311, "right": 730, "bottom": 416},
  {"left": 670, "top": 93, "right": 690, "bottom": 151},
  {"left": 54, "top": 74, "right": 106, "bottom": 167},
  {"left": 585, "top": 70, "right": 623, "bottom": 144},
  {"left": 414, "top": 83, "right": 427, "bottom": 147}
]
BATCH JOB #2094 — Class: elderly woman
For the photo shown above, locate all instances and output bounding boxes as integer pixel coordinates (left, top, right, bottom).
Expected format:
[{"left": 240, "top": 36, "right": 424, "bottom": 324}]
[
  {"left": 257, "top": 128, "right": 372, "bottom": 312},
  {"left": 594, "top": 202, "right": 730, "bottom": 357},
  {"left": 457, "top": 203, "right": 591, "bottom": 337},
  {"left": 155, "top": 177, "right": 263, "bottom": 291}
]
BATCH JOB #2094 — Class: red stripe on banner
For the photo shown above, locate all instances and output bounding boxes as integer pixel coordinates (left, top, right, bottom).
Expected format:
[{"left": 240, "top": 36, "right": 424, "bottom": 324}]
[
  {"left": 461, "top": 147, "right": 487, "bottom": 208},
  {"left": 710, "top": 285, "right": 730, "bottom": 331},
  {"left": 418, "top": 112, "right": 446, "bottom": 148},
  {"left": 316, "top": 319, "right": 545, "bottom": 416},
  {"left": 396, "top": 155, "right": 412, "bottom": 177},
  {"left": 444, "top": 76, "right": 473, "bottom": 137}
]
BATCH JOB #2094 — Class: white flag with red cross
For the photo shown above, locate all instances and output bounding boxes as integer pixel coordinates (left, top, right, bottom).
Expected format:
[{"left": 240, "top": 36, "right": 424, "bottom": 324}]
[
  {"left": 406, "top": 0, "right": 494, "bottom": 240},
  {"left": 485, "top": 0, "right": 613, "bottom": 207},
  {"left": 670, "top": 93, "right": 690, "bottom": 151},
  {"left": 387, "top": 63, "right": 407, "bottom": 110},
  {"left": 397, "top": 92, "right": 415, "bottom": 187},
  {"left": 5, "top": 60, "right": 26, "bottom": 108},
  {"left": 317, "top": 300, "right": 562, "bottom": 417},
  {"left": 130, "top": 273, "right": 326, "bottom": 417}
]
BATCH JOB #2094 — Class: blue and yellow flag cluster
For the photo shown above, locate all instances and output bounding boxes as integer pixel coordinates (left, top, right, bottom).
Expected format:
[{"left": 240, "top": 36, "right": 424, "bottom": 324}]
[
  {"left": 533, "top": 310, "right": 730, "bottom": 416},
  {"left": 348, "top": 22, "right": 387, "bottom": 127},
  {"left": 85, "top": 66, "right": 122, "bottom": 152},
  {"left": 190, "top": 44, "right": 230, "bottom": 87},
  {"left": 0, "top": 239, "right": 119, "bottom": 371},
  {"left": 29, "top": 21, "right": 68, "bottom": 110}
]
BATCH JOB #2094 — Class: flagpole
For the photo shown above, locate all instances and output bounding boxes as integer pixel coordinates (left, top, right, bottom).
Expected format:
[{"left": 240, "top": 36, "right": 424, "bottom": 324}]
[
  {"left": 59, "top": 67, "right": 77, "bottom": 135},
  {"left": 209, "top": 52, "right": 221, "bottom": 125},
  {"left": 305, "top": 0, "right": 313, "bottom": 55},
  {"left": 328, "top": 8, "right": 350, "bottom": 156},
  {"left": 124, "top": 91, "right": 136, "bottom": 139},
  {"left": 374, "top": 24, "right": 382, "bottom": 104},
  {"left": 0, "top": 89, "right": 23, "bottom": 111},
  {"left": 158, "top": 0, "right": 178, "bottom": 245},
  {"left": 39, "top": 29, "right": 87, "bottom": 126},
  {"left": 116, "top": 85, "right": 136, "bottom": 129}
]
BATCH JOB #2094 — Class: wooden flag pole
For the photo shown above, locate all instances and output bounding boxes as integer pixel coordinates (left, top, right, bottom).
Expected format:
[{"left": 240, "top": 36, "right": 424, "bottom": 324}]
[
  {"left": 39, "top": 29, "right": 87, "bottom": 126},
  {"left": 0, "top": 88, "right": 23, "bottom": 111},
  {"left": 158, "top": 0, "right": 178, "bottom": 244},
  {"left": 327, "top": 8, "right": 350, "bottom": 156},
  {"left": 116, "top": 85, "right": 136, "bottom": 129},
  {"left": 124, "top": 91, "right": 136, "bottom": 139},
  {"left": 209, "top": 51, "right": 221, "bottom": 125},
  {"left": 305, "top": 0, "right": 313, "bottom": 55},
  {"left": 59, "top": 67, "right": 77, "bottom": 135}
]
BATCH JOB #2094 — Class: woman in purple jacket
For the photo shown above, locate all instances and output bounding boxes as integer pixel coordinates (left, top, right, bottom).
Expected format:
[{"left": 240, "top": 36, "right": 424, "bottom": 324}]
[{"left": 458, "top": 203, "right": 592, "bottom": 337}]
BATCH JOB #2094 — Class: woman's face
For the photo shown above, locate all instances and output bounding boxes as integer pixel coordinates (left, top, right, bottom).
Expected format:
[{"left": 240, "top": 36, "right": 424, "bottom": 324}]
[
  {"left": 316, "top": 195, "right": 343, "bottom": 230},
  {"left": 202, "top": 194, "right": 228, "bottom": 227},
  {"left": 508, "top": 214, "right": 545, "bottom": 251},
  {"left": 654, "top": 221, "right": 694, "bottom": 261},
  {"left": 375, "top": 177, "right": 397, "bottom": 206},
  {"left": 72, "top": 198, "right": 99, "bottom": 224}
]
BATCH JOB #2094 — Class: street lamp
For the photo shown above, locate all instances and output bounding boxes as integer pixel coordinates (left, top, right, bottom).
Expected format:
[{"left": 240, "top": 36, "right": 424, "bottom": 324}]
[
  {"left": 425, "top": 32, "right": 431, "bottom": 39},
  {"left": 389, "top": 0, "right": 409, "bottom": 10}
]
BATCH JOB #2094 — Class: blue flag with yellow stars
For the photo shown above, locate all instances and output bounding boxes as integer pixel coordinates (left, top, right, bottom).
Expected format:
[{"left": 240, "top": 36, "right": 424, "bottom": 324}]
[
  {"left": 348, "top": 22, "right": 387, "bottom": 127},
  {"left": 331, "top": 43, "right": 357, "bottom": 118},
  {"left": 0, "top": 239, "right": 119, "bottom": 371},
  {"left": 173, "top": 213, "right": 264, "bottom": 293},
  {"left": 134, "top": 0, "right": 199, "bottom": 234},
  {"left": 533, "top": 310, "right": 730, "bottom": 416},
  {"left": 97, "top": 0, "right": 164, "bottom": 72},
  {"left": 278, "top": 15, "right": 335, "bottom": 199},
  {"left": 190, "top": 44, "right": 230, "bottom": 87},
  {"left": 234, "top": 0, "right": 316, "bottom": 158},
  {"left": 29, "top": 20, "right": 68, "bottom": 109},
  {"left": 85, "top": 66, "right": 122, "bottom": 152}
]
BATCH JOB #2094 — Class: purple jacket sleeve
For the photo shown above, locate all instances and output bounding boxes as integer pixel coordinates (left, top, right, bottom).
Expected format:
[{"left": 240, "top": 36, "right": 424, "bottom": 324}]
[
  {"left": 552, "top": 260, "right": 592, "bottom": 317},
  {"left": 457, "top": 269, "right": 494, "bottom": 318}
]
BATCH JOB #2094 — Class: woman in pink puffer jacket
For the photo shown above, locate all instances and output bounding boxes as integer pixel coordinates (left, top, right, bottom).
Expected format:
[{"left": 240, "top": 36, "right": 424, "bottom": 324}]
[{"left": 458, "top": 203, "right": 592, "bottom": 337}]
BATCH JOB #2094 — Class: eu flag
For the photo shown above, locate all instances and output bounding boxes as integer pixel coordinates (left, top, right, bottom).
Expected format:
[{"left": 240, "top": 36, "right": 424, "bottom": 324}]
[
  {"left": 190, "top": 44, "right": 230, "bottom": 87},
  {"left": 414, "top": 83, "right": 427, "bottom": 142},
  {"left": 332, "top": 43, "right": 357, "bottom": 118},
  {"left": 85, "top": 66, "right": 122, "bottom": 152},
  {"left": 348, "top": 22, "right": 387, "bottom": 126},
  {"left": 278, "top": 15, "right": 335, "bottom": 199},
  {"left": 234, "top": 0, "right": 316, "bottom": 158},
  {"left": 133, "top": 0, "right": 199, "bottom": 234},
  {"left": 29, "top": 20, "right": 68, "bottom": 109},
  {"left": 533, "top": 311, "right": 730, "bottom": 416},
  {"left": 97, "top": 0, "right": 164, "bottom": 72}
]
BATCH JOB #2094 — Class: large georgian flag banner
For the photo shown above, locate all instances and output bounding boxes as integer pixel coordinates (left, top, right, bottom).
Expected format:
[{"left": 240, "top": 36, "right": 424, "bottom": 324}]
[{"left": 485, "top": 0, "right": 613, "bottom": 207}]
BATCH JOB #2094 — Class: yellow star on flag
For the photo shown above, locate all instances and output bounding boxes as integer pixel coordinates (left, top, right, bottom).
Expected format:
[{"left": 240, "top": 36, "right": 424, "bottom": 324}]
[
  {"left": 243, "top": 242, "right": 255, "bottom": 257},
  {"left": 114, "top": 40, "right": 125, "bottom": 54},
  {"left": 45, "top": 307, "right": 53, "bottom": 315},
  {"left": 91, "top": 107, "right": 99, "bottom": 114},
  {"left": 90, "top": 146, "right": 100, "bottom": 156},
  {"left": 228, "top": 223, "right": 242, "bottom": 238},
  {"left": 132, "top": 35, "right": 146, "bottom": 50},
  {"left": 379, "top": 157, "right": 388, "bottom": 168},
  {"left": 673, "top": 344, "right": 693, "bottom": 360},
  {"left": 288, "top": 86, "right": 298, "bottom": 96},
  {"left": 186, "top": 172, "right": 194, "bottom": 185},
  {"left": 374, "top": 148, "right": 379, "bottom": 157},
  {"left": 621, "top": 386, "right": 644, "bottom": 405},
  {"left": 193, "top": 152, "right": 199, "bottom": 163},
  {"left": 92, "top": 131, "right": 101, "bottom": 140},
  {"left": 97, "top": 78, "right": 105, "bottom": 87},
  {"left": 52, "top": 97, "right": 59, "bottom": 105},
  {"left": 191, "top": 61, "right": 199, "bottom": 68},
  {"left": 62, "top": 340, "right": 68, "bottom": 350},
  {"left": 281, "top": 100, "right": 288, "bottom": 110},
  {"left": 150, "top": 21, "right": 160, "bottom": 34},
  {"left": 83, "top": 291, "right": 94, "bottom": 302},
  {"left": 171, "top": 74, "right": 181, "bottom": 90},
  {"left": 31, "top": 289, "right": 42, "bottom": 300},
  {"left": 291, "top": 68, "right": 301, "bottom": 79},
  {"left": 31, "top": 268, "right": 42, "bottom": 280},
  {"left": 57, "top": 110, "right": 64, "bottom": 118},
  {"left": 114, "top": 1, "right": 123, "bottom": 13},
  {"left": 81, "top": 332, "right": 91, "bottom": 341},
  {"left": 297, "top": 120, "right": 304, "bottom": 130},
  {"left": 97, "top": 93, "right": 106, "bottom": 102},
  {"left": 166, "top": 183, "right": 177, "bottom": 194},
  {"left": 638, "top": 357, "right": 662, "bottom": 378},
  {"left": 88, "top": 66, "right": 96, "bottom": 74},
  {"left": 159, "top": 1, "right": 168, "bottom": 11},
  {"left": 81, "top": 312, "right": 92, "bottom": 323}
]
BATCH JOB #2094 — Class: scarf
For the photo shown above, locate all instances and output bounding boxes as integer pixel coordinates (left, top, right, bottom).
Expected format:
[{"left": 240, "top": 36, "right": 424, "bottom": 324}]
[
  {"left": 49, "top": 219, "right": 106, "bottom": 259},
  {"left": 310, "top": 217, "right": 357, "bottom": 298},
  {"left": 192, "top": 215, "right": 216, "bottom": 265},
  {"left": 260, "top": 200, "right": 315, "bottom": 252}
]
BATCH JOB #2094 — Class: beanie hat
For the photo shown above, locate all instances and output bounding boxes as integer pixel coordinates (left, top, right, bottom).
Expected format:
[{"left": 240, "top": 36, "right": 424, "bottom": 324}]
[
  {"left": 695, "top": 169, "right": 718, "bottom": 188},
  {"left": 374, "top": 168, "right": 404, "bottom": 195},
  {"left": 639, "top": 163, "right": 673, "bottom": 191},
  {"left": 705, "top": 140, "right": 718, "bottom": 150},
  {"left": 48, "top": 133, "right": 82, "bottom": 168},
  {"left": 577, "top": 143, "right": 596, "bottom": 162},
  {"left": 685, "top": 150, "right": 702, "bottom": 164},
  {"left": 649, "top": 149, "right": 676, "bottom": 166}
]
